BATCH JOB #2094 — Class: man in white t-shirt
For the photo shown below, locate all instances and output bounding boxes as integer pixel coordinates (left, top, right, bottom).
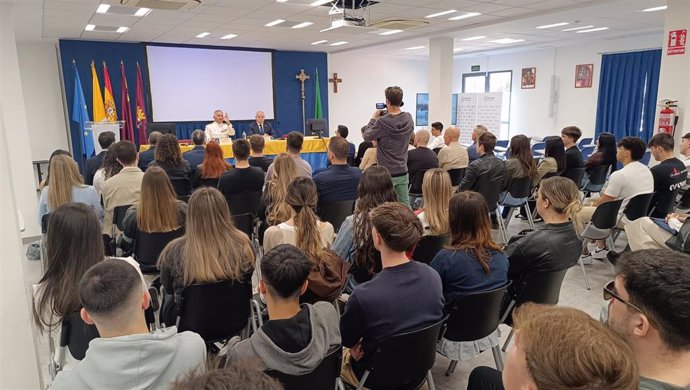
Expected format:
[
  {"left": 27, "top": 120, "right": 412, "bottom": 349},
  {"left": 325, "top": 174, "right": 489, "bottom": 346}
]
[
  {"left": 680, "top": 132, "right": 690, "bottom": 168},
  {"left": 427, "top": 121, "right": 446, "bottom": 151},
  {"left": 579, "top": 136, "right": 654, "bottom": 260},
  {"left": 204, "top": 109, "right": 235, "bottom": 142}
]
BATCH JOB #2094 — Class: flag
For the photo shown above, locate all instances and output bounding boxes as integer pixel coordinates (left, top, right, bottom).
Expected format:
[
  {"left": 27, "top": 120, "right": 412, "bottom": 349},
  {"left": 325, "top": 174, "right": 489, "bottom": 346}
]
[
  {"left": 135, "top": 62, "right": 148, "bottom": 145},
  {"left": 120, "top": 61, "right": 135, "bottom": 141},
  {"left": 102, "top": 62, "right": 118, "bottom": 122},
  {"left": 91, "top": 61, "right": 106, "bottom": 122},
  {"left": 72, "top": 62, "right": 94, "bottom": 157},
  {"left": 314, "top": 67, "right": 323, "bottom": 119}
]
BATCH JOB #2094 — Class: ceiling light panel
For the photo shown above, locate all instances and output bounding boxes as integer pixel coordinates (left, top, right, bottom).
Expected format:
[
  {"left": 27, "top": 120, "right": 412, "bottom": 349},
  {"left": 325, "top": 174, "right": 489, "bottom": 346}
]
[
  {"left": 380, "top": 29, "right": 403, "bottom": 35},
  {"left": 562, "top": 25, "right": 594, "bottom": 32},
  {"left": 196, "top": 32, "right": 210, "bottom": 38},
  {"left": 448, "top": 12, "right": 481, "bottom": 21},
  {"left": 96, "top": 4, "right": 110, "bottom": 14},
  {"left": 536, "top": 22, "right": 569, "bottom": 29},
  {"left": 490, "top": 38, "right": 525, "bottom": 44},
  {"left": 405, "top": 45, "right": 426, "bottom": 50},
  {"left": 310, "top": 0, "right": 333, "bottom": 6},
  {"left": 576, "top": 27, "right": 609, "bottom": 33},
  {"left": 221, "top": 34, "right": 237, "bottom": 39},
  {"left": 425, "top": 10, "right": 457, "bottom": 18},
  {"left": 330, "top": 41, "right": 348, "bottom": 46},
  {"left": 461, "top": 36, "right": 485, "bottom": 41},
  {"left": 292, "top": 22, "right": 313, "bottom": 29},
  {"left": 642, "top": 5, "right": 667, "bottom": 12},
  {"left": 85, "top": 24, "right": 95, "bottom": 31},
  {"left": 311, "top": 40, "right": 328, "bottom": 45},
  {"left": 116, "top": 27, "right": 129, "bottom": 33},
  {"left": 134, "top": 8, "right": 151, "bottom": 17},
  {"left": 265, "top": 19, "right": 285, "bottom": 27}
]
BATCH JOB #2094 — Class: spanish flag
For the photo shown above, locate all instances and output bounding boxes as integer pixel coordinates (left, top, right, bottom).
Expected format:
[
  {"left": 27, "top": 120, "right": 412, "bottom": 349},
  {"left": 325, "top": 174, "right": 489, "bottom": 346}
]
[
  {"left": 103, "top": 62, "right": 118, "bottom": 122},
  {"left": 91, "top": 61, "right": 106, "bottom": 122}
]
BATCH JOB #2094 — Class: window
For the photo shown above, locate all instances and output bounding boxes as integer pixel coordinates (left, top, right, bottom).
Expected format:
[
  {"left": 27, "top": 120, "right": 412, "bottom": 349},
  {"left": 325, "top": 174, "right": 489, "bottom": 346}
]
[{"left": 461, "top": 70, "right": 512, "bottom": 138}]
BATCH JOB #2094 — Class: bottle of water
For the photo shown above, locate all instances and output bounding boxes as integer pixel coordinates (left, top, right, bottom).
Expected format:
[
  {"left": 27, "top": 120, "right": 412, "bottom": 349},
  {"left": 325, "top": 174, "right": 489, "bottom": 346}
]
[{"left": 242, "top": 131, "right": 247, "bottom": 139}]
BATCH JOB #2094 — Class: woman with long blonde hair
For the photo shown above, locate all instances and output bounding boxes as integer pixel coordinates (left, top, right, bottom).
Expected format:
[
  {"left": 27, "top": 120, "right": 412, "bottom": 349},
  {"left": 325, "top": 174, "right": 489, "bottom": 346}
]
[
  {"left": 158, "top": 186, "right": 254, "bottom": 325},
  {"left": 37, "top": 154, "right": 102, "bottom": 224},
  {"left": 264, "top": 153, "right": 299, "bottom": 226},
  {"left": 415, "top": 169, "right": 451, "bottom": 236}
]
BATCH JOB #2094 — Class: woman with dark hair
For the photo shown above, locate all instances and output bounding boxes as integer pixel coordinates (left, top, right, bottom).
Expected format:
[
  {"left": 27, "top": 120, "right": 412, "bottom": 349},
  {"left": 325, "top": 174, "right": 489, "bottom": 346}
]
[
  {"left": 504, "top": 135, "right": 538, "bottom": 185},
  {"left": 585, "top": 132, "right": 617, "bottom": 173},
  {"left": 534, "top": 137, "right": 566, "bottom": 186},
  {"left": 430, "top": 191, "right": 508, "bottom": 362},
  {"left": 93, "top": 145, "right": 123, "bottom": 195},
  {"left": 149, "top": 133, "right": 191, "bottom": 193},
  {"left": 191, "top": 141, "right": 230, "bottom": 189},
  {"left": 332, "top": 166, "right": 397, "bottom": 293}
]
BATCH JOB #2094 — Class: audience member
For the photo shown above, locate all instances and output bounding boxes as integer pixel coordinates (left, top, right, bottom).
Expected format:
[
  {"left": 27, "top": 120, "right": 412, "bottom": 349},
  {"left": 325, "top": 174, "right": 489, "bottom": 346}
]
[
  {"left": 415, "top": 169, "right": 451, "bottom": 236},
  {"left": 171, "top": 362, "right": 284, "bottom": 390},
  {"left": 458, "top": 132, "right": 506, "bottom": 213},
  {"left": 332, "top": 166, "right": 397, "bottom": 293},
  {"left": 500, "top": 135, "right": 537, "bottom": 218},
  {"left": 158, "top": 187, "right": 254, "bottom": 326},
  {"left": 85, "top": 130, "right": 116, "bottom": 185},
  {"left": 313, "top": 137, "right": 361, "bottom": 203},
  {"left": 266, "top": 131, "right": 312, "bottom": 180},
  {"left": 560, "top": 126, "right": 584, "bottom": 178},
  {"left": 607, "top": 250, "right": 690, "bottom": 390},
  {"left": 248, "top": 110, "right": 273, "bottom": 136},
  {"left": 37, "top": 154, "right": 103, "bottom": 224},
  {"left": 182, "top": 129, "right": 206, "bottom": 174},
  {"left": 225, "top": 245, "right": 341, "bottom": 373},
  {"left": 336, "top": 124, "right": 356, "bottom": 161},
  {"left": 408, "top": 131, "right": 417, "bottom": 151},
  {"left": 191, "top": 141, "right": 230, "bottom": 189},
  {"left": 623, "top": 212, "right": 689, "bottom": 253},
  {"left": 354, "top": 125, "right": 373, "bottom": 167},
  {"left": 585, "top": 132, "right": 617, "bottom": 175},
  {"left": 407, "top": 130, "right": 440, "bottom": 194},
  {"left": 362, "top": 86, "right": 415, "bottom": 204},
  {"left": 358, "top": 139, "right": 377, "bottom": 171},
  {"left": 438, "top": 127, "right": 469, "bottom": 173},
  {"left": 340, "top": 202, "right": 444, "bottom": 388},
  {"left": 50, "top": 259, "right": 206, "bottom": 390},
  {"left": 40, "top": 149, "right": 72, "bottom": 189},
  {"left": 149, "top": 134, "right": 192, "bottom": 195},
  {"left": 138, "top": 131, "right": 161, "bottom": 172},
  {"left": 533, "top": 136, "right": 565, "bottom": 186},
  {"left": 468, "top": 304, "right": 638, "bottom": 390},
  {"left": 428, "top": 121, "right": 445, "bottom": 151},
  {"left": 101, "top": 141, "right": 144, "bottom": 236},
  {"left": 680, "top": 132, "right": 690, "bottom": 167},
  {"left": 648, "top": 133, "right": 687, "bottom": 218},
  {"left": 248, "top": 134, "right": 273, "bottom": 172},
  {"left": 93, "top": 145, "right": 123, "bottom": 196},
  {"left": 218, "top": 139, "right": 265, "bottom": 201},
  {"left": 467, "top": 125, "right": 488, "bottom": 162},
  {"left": 264, "top": 153, "right": 300, "bottom": 226}
]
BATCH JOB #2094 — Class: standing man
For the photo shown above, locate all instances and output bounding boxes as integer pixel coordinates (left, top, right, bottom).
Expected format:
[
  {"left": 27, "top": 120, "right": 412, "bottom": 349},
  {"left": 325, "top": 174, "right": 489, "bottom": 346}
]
[
  {"left": 362, "top": 86, "right": 414, "bottom": 205},
  {"left": 182, "top": 130, "right": 206, "bottom": 175},
  {"left": 648, "top": 133, "right": 687, "bottom": 218},
  {"left": 560, "top": 126, "right": 584, "bottom": 178},
  {"left": 138, "top": 131, "right": 160, "bottom": 172},
  {"left": 85, "top": 131, "right": 116, "bottom": 185},
  {"left": 467, "top": 125, "right": 488, "bottom": 162},
  {"left": 204, "top": 109, "right": 235, "bottom": 142},
  {"left": 248, "top": 111, "right": 273, "bottom": 137},
  {"left": 427, "top": 122, "right": 445, "bottom": 151}
]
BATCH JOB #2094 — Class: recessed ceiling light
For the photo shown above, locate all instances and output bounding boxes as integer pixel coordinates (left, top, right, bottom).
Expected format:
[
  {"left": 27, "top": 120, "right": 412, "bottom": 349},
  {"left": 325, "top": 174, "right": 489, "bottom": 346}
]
[
  {"left": 448, "top": 12, "right": 481, "bottom": 21},
  {"left": 134, "top": 7, "right": 151, "bottom": 17},
  {"left": 330, "top": 41, "right": 348, "bottom": 46},
  {"left": 116, "top": 27, "right": 129, "bottom": 33},
  {"left": 562, "top": 25, "right": 594, "bottom": 31},
  {"left": 425, "top": 9, "right": 457, "bottom": 18},
  {"left": 276, "top": 0, "right": 288, "bottom": 2},
  {"left": 536, "top": 22, "right": 569, "bottom": 29},
  {"left": 265, "top": 19, "right": 285, "bottom": 27},
  {"left": 310, "top": 0, "right": 332, "bottom": 5},
  {"left": 221, "top": 34, "right": 237, "bottom": 39},
  {"left": 405, "top": 46, "right": 426, "bottom": 50},
  {"left": 576, "top": 27, "right": 609, "bottom": 33},
  {"left": 311, "top": 40, "right": 328, "bottom": 45},
  {"left": 96, "top": 4, "right": 110, "bottom": 13},
  {"left": 292, "top": 22, "right": 313, "bottom": 29},
  {"left": 490, "top": 38, "right": 525, "bottom": 44},
  {"left": 196, "top": 32, "right": 210, "bottom": 38},
  {"left": 380, "top": 29, "right": 403, "bottom": 35},
  {"left": 454, "top": 48, "right": 463, "bottom": 52},
  {"left": 461, "top": 36, "right": 485, "bottom": 41},
  {"left": 85, "top": 24, "right": 95, "bottom": 31},
  {"left": 642, "top": 5, "right": 667, "bottom": 12}
]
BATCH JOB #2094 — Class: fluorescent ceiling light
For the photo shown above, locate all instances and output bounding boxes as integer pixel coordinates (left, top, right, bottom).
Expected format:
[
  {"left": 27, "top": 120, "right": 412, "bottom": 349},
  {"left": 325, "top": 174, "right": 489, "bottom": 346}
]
[
  {"left": 96, "top": 4, "right": 110, "bottom": 13},
  {"left": 330, "top": 41, "right": 348, "bottom": 46},
  {"left": 448, "top": 12, "right": 481, "bottom": 21},
  {"left": 536, "top": 22, "right": 569, "bottom": 29},
  {"left": 221, "top": 34, "right": 237, "bottom": 39},
  {"left": 116, "top": 27, "right": 129, "bottom": 33},
  {"left": 196, "top": 32, "right": 210, "bottom": 38},
  {"left": 642, "top": 5, "right": 667, "bottom": 12},
  {"left": 491, "top": 38, "right": 525, "bottom": 44},
  {"left": 576, "top": 27, "right": 609, "bottom": 33},
  {"left": 276, "top": 0, "right": 288, "bottom": 2},
  {"left": 85, "top": 24, "right": 95, "bottom": 31},
  {"left": 134, "top": 7, "right": 151, "bottom": 17},
  {"left": 405, "top": 45, "right": 426, "bottom": 50},
  {"left": 461, "top": 35, "right": 485, "bottom": 41},
  {"left": 562, "top": 25, "right": 594, "bottom": 31},
  {"left": 380, "top": 29, "right": 403, "bottom": 35},
  {"left": 265, "top": 19, "right": 285, "bottom": 27},
  {"left": 425, "top": 9, "right": 457, "bottom": 18},
  {"left": 453, "top": 48, "right": 463, "bottom": 52},
  {"left": 310, "top": 0, "right": 332, "bottom": 5},
  {"left": 311, "top": 40, "right": 328, "bottom": 45},
  {"left": 292, "top": 22, "right": 313, "bottom": 29}
]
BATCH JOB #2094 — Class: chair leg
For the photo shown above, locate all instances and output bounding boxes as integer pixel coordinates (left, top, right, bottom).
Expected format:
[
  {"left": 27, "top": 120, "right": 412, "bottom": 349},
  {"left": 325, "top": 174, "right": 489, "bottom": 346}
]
[
  {"left": 502, "top": 328, "right": 514, "bottom": 352},
  {"left": 427, "top": 371, "right": 436, "bottom": 390},
  {"left": 336, "top": 378, "right": 346, "bottom": 390},
  {"left": 579, "top": 257, "right": 591, "bottom": 290},
  {"left": 445, "top": 360, "right": 458, "bottom": 376},
  {"left": 524, "top": 202, "right": 535, "bottom": 229},
  {"left": 496, "top": 211, "right": 508, "bottom": 243},
  {"left": 491, "top": 345, "right": 504, "bottom": 372},
  {"left": 356, "top": 371, "right": 370, "bottom": 390}
]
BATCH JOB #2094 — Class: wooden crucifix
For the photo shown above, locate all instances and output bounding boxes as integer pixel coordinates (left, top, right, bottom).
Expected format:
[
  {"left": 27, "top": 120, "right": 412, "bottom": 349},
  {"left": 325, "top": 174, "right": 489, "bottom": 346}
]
[
  {"left": 295, "top": 69, "right": 310, "bottom": 134},
  {"left": 328, "top": 73, "right": 343, "bottom": 93}
]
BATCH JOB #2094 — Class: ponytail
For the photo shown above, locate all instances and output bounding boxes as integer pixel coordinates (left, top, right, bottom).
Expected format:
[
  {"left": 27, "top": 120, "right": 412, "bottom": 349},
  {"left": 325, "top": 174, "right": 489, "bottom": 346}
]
[
  {"left": 563, "top": 200, "right": 583, "bottom": 235},
  {"left": 294, "top": 204, "right": 323, "bottom": 265}
]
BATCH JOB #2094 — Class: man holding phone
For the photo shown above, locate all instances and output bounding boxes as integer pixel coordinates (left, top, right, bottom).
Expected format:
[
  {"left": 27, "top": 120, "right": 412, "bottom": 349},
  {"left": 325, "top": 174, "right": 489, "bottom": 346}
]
[{"left": 362, "top": 86, "right": 414, "bottom": 205}]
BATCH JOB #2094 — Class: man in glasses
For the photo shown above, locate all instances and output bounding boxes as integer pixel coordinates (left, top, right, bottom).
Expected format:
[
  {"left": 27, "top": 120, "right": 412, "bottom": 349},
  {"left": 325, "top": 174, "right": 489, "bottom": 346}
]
[{"left": 606, "top": 249, "right": 690, "bottom": 390}]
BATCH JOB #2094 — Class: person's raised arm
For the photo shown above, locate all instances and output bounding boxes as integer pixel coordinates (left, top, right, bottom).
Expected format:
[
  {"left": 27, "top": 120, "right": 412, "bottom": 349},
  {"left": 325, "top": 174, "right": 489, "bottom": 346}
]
[{"left": 362, "top": 110, "right": 386, "bottom": 142}]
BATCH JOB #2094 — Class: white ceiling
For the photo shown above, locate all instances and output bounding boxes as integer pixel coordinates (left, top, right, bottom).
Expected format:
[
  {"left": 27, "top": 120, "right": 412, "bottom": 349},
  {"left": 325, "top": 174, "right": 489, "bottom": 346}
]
[{"left": 12, "top": 0, "right": 667, "bottom": 57}]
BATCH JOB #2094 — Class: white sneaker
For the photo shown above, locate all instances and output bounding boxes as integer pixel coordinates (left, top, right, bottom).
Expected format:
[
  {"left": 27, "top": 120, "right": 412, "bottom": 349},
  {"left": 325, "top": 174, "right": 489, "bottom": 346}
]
[
  {"left": 586, "top": 241, "right": 598, "bottom": 253},
  {"left": 592, "top": 247, "right": 609, "bottom": 260},
  {"left": 580, "top": 254, "right": 594, "bottom": 265}
]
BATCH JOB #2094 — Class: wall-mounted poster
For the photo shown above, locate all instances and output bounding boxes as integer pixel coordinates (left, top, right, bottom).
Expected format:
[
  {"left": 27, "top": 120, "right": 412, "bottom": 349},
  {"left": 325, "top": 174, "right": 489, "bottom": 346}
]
[
  {"left": 575, "top": 64, "right": 593, "bottom": 88},
  {"left": 521, "top": 67, "right": 536, "bottom": 89},
  {"left": 416, "top": 93, "right": 429, "bottom": 126}
]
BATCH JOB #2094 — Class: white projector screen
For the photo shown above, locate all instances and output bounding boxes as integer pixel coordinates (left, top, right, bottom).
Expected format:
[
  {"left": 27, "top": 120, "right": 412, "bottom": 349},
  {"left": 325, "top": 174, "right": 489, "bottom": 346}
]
[{"left": 146, "top": 45, "right": 274, "bottom": 122}]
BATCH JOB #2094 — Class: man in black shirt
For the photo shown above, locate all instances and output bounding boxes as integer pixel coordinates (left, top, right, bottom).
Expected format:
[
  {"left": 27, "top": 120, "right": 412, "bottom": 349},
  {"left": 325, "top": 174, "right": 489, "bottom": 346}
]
[
  {"left": 138, "top": 131, "right": 160, "bottom": 172},
  {"left": 560, "top": 126, "right": 584, "bottom": 179},
  {"left": 407, "top": 129, "right": 439, "bottom": 206},
  {"left": 648, "top": 133, "right": 687, "bottom": 218},
  {"left": 218, "top": 139, "right": 265, "bottom": 200},
  {"left": 248, "top": 135, "right": 273, "bottom": 172}
]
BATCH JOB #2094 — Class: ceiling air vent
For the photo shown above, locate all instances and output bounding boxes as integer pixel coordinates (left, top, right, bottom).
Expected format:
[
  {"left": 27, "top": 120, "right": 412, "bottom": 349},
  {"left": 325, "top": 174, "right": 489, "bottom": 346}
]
[
  {"left": 368, "top": 19, "right": 429, "bottom": 30},
  {"left": 120, "top": 0, "right": 201, "bottom": 11}
]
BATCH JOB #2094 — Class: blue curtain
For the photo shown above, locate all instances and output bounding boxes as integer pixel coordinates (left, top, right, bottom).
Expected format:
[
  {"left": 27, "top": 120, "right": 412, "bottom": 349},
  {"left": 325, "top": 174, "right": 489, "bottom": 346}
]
[{"left": 595, "top": 49, "right": 661, "bottom": 142}]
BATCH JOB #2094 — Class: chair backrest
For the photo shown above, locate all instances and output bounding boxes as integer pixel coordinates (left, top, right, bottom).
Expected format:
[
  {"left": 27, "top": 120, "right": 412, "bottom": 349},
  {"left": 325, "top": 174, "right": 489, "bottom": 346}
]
[
  {"left": 443, "top": 283, "right": 510, "bottom": 342},
  {"left": 227, "top": 191, "right": 262, "bottom": 217},
  {"left": 640, "top": 151, "right": 651, "bottom": 166},
  {"left": 170, "top": 178, "right": 191, "bottom": 197},
  {"left": 496, "top": 140, "right": 509, "bottom": 149},
  {"left": 176, "top": 279, "right": 252, "bottom": 343},
  {"left": 265, "top": 347, "right": 342, "bottom": 390},
  {"left": 41, "top": 213, "right": 52, "bottom": 234},
  {"left": 432, "top": 147, "right": 442, "bottom": 155},
  {"left": 411, "top": 234, "right": 448, "bottom": 265},
  {"left": 318, "top": 200, "right": 355, "bottom": 232},
  {"left": 578, "top": 137, "right": 593, "bottom": 149},
  {"left": 408, "top": 169, "right": 429, "bottom": 195},
  {"left": 196, "top": 177, "right": 220, "bottom": 189},
  {"left": 531, "top": 142, "right": 545, "bottom": 152},
  {"left": 505, "top": 270, "right": 568, "bottom": 327},
  {"left": 563, "top": 167, "right": 586, "bottom": 188},
  {"left": 232, "top": 213, "right": 254, "bottom": 239},
  {"left": 590, "top": 199, "right": 624, "bottom": 230},
  {"left": 623, "top": 192, "right": 655, "bottom": 221},
  {"left": 60, "top": 311, "right": 100, "bottom": 361},
  {"left": 586, "top": 164, "right": 610, "bottom": 186},
  {"left": 580, "top": 145, "right": 596, "bottom": 160},
  {"left": 507, "top": 176, "right": 532, "bottom": 199},
  {"left": 362, "top": 318, "right": 445, "bottom": 389},
  {"left": 134, "top": 227, "right": 185, "bottom": 272},
  {"left": 447, "top": 168, "right": 466, "bottom": 186},
  {"left": 113, "top": 205, "right": 132, "bottom": 232}
]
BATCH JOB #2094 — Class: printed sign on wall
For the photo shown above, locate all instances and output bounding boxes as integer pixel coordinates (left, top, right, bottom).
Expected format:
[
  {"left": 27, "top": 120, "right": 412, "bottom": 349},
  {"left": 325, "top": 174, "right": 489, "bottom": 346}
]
[{"left": 668, "top": 29, "right": 687, "bottom": 56}]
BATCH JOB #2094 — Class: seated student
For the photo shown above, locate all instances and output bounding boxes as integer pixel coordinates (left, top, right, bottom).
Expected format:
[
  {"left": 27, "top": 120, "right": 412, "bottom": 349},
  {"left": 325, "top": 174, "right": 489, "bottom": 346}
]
[
  {"left": 466, "top": 125, "right": 488, "bottom": 162},
  {"left": 266, "top": 131, "right": 312, "bottom": 180},
  {"left": 157, "top": 187, "right": 254, "bottom": 326},
  {"left": 560, "top": 125, "right": 584, "bottom": 179},
  {"left": 415, "top": 169, "right": 451, "bottom": 235},
  {"left": 85, "top": 130, "right": 116, "bottom": 185},
  {"left": 427, "top": 121, "right": 446, "bottom": 151},
  {"left": 191, "top": 141, "right": 230, "bottom": 189},
  {"left": 138, "top": 131, "right": 161, "bottom": 172},
  {"left": 101, "top": 141, "right": 144, "bottom": 237},
  {"left": 332, "top": 166, "right": 397, "bottom": 293},
  {"left": 149, "top": 134, "right": 191, "bottom": 195},
  {"left": 340, "top": 202, "right": 444, "bottom": 388},
  {"left": 182, "top": 130, "right": 206, "bottom": 175},
  {"left": 248, "top": 134, "right": 273, "bottom": 172},
  {"left": 354, "top": 126, "right": 373, "bottom": 167},
  {"left": 358, "top": 139, "right": 378, "bottom": 171},
  {"left": 171, "top": 362, "right": 283, "bottom": 390},
  {"left": 648, "top": 133, "right": 687, "bottom": 218},
  {"left": 40, "top": 149, "right": 72, "bottom": 189},
  {"left": 336, "top": 124, "right": 356, "bottom": 161},
  {"left": 622, "top": 212, "right": 690, "bottom": 253},
  {"left": 680, "top": 132, "right": 690, "bottom": 168},
  {"left": 218, "top": 139, "right": 265, "bottom": 200},
  {"left": 225, "top": 245, "right": 341, "bottom": 374},
  {"left": 468, "top": 304, "right": 638, "bottom": 390},
  {"left": 407, "top": 129, "right": 440, "bottom": 205},
  {"left": 263, "top": 177, "right": 346, "bottom": 303},
  {"left": 458, "top": 132, "right": 506, "bottom": 209},
  {"left": 51, "top": 259, "right": 206, "bottom": 390},
  {"left": 606, "top": 250, "right": 690, "bottom": 390},
  {"left": 438, "top": 127, "right": 469, "bottom": 171},
  {"left": 533, "top": 136, "right": 565, "bottom": 186},
  {"left": 500, "top": 135, "right": 538, "bottom": 217},
  {"left": 313, "top": 137, "right": 362, "bottom": 203},
  {"left": 584, "top": 132, "right": 617, "bottom": 175},
  {"left": 93, "top": 145, "right": 123, "bottom": 196},
  {"left": 263, "top": 153, "right": 300, "bottom": 227}
]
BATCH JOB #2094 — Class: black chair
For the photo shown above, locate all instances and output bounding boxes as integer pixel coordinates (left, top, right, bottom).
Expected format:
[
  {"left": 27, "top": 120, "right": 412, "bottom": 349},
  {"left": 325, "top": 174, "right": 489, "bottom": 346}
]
[
  {"left": 227, "top": 191, "right": 262, "bottom": 217},
  {"left": 318, "top": 200, "right": 355, "bottom": 233},
  {"left": 499, "top": 269, "right": 567, "bottom": 351},
  {"left": 497, "top": 177, "right": 534, "bottom": 243},
  {"left": 40, "top": 213, "right": 52, "bottom": 274},
  {"left": 265, "top": 346, "right": 345, "bottom": 390},
  {"left": 447, "top": 168, "right": 465, "bottom": 187},
  {"left": 411, "top": 234, "right": 448, "bottom": 265},
  {"left": 579, "top": 198, "right": 624, "bottom": 290},
  {"left": 232, "top": 213, "right": 254, "bottom": 240},
  {"left": 677, "top": 188, "right": 690, "bottom": 209},
  {"left": 170, "top": 178, "right": 191, "bottom": 197},
  {"left": 562, "top": 166, "right": 586, "bottom": 188},
  {"left": 440, "top": 283, "right": 510, "bottom": 375},
  {"left": 113, "top": 205, "right": 131, "bottom": 232},
  {"left": 134, "top": 228, "right": 185, "bottom": 274},
  {"left": 432, "top": 147, "right": 442, "bottom": 155},
  {"left": 355, "top": 318, "right": 445, "bottom": 390},
  {"left": 612, "top": 192, "right": 655, "bottom": 243},
  {"left": 408, "top": 169, "right": 429, "bottom": 197},
  {"left": 177, "top": 195, "right": 191, "bottom": 203},
  {"left": 581, "top": 164, "right": 610, "bottom": 198},
  {"left": 49, "top": 311, "right": 100, "bottom": 379}
]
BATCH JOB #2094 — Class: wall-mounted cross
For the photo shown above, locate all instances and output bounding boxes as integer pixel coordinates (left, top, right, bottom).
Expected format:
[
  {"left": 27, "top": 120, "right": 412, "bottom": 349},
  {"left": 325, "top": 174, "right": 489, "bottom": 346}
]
[{"left": 328, "top": 72, "right": 343, "bottom": 93}]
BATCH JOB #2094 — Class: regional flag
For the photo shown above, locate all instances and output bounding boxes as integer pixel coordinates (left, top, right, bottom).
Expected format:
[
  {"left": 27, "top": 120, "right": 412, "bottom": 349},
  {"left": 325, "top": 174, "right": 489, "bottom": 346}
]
[
  {"left": 135, "top": 62, "right": 148, "bottom": 145},
  {"left": 120, "top": 61, "right": 135, "bottom": 141},
  {"left": 314, "top": 67, "right": 323, "bottom": 119},
  {"left": 72, "top": 62, "right": 94, "bottom": 157},
  {"left": 103, "top": 62, "right": 118, "bottom": 122},
  {"left": 91, "top": 61, "right": 106, "bottom": 122}
]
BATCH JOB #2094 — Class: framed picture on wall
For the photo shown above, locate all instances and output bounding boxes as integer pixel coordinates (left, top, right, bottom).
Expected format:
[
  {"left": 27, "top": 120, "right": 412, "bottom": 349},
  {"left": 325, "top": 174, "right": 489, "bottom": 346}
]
[
  {"left": 575, "top": 64, "right": 593, "bottom": 88},
  {"left": 416, "top": 93, "right": 429, "bottom": 126},
  {"left": 521, "top": 67, "right": 536, "bottom": 89}
]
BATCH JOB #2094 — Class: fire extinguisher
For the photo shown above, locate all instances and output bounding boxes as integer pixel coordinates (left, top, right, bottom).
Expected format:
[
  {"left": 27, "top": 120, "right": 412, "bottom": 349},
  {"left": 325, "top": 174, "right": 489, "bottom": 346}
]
[{"left": 657, "top": 100, "right": 678, "bottom": 136}]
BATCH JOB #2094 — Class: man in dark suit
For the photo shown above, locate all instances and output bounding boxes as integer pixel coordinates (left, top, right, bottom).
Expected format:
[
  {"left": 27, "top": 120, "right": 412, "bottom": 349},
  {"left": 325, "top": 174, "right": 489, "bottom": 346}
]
[
  {"left": 138, "top": 131, "right": 161, "bottom": 172},
  {"left": 182, "top": 130, "right": 206, "bottom": 174},
  {"left": 247, "top": 111, "right": 273, "bottom": 136},
  {"left": 84, "top": 131, "right": 116, "bottom": 185}
]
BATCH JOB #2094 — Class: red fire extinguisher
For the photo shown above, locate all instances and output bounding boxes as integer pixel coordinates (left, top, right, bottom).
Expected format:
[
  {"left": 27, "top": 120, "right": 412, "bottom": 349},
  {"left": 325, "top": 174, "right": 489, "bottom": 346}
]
[{"left": 658, "top": 100, "right": 678, "bottom": 135}]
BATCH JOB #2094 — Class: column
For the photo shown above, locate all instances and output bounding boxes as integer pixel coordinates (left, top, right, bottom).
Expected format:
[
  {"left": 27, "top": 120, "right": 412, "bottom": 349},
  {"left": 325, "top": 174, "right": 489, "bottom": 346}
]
[{"left": 428, "top": 37, "right": 454, "bottom": 130}]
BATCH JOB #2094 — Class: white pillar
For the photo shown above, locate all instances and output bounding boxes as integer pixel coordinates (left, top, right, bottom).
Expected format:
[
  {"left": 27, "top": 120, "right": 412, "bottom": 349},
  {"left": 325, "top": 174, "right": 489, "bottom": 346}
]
[{"left": 428, "top": 37, "right": 454, "bottom": 131}]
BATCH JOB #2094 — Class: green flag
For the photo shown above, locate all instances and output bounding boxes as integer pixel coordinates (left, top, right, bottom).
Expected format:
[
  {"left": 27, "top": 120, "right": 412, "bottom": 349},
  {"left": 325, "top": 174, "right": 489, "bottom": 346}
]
[{"left": 314, "top": 68, "right": 323, "bottom": 119}]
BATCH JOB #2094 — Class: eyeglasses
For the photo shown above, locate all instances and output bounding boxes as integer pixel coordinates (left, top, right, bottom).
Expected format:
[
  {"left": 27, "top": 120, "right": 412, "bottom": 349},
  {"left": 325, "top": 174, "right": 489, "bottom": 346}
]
[{"left": 603, "top": 280, "right": 655, "bottom": 324}]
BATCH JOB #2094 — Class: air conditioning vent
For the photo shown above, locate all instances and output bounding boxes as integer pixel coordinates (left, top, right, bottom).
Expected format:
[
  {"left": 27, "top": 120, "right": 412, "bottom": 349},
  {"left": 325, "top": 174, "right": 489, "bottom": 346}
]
[
  {"left": 368, "top": 19, "right": 429, "bottom": 30},
  {"left": 120, "top": 0, "right": 201, "bottom": 11}
]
